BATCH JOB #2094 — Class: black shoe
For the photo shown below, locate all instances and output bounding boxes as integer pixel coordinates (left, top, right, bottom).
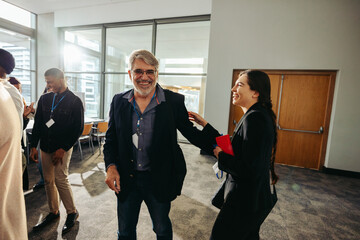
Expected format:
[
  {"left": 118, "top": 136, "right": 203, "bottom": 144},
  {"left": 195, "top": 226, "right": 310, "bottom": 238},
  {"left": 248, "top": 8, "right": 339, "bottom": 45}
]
[
  {"left": 33, "top": 212, "right": 60, "bottom": 231},
  {"left": 33, "top": 182, "right": 44, "bottom": 191},
  {"left": 62, "top": 210, "right": 79, "bottom": 234}
]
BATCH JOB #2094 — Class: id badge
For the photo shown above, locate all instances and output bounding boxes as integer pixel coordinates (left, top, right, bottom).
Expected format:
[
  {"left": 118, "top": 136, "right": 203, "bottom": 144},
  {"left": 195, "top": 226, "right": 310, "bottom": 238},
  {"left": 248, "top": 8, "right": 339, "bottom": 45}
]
[
  {"left": 132, "top": 133, "right": 138, "bottom": 149},
  {"left": 212, "top": 162, "right": 223, "bottom": 179},
  {"left": 46, "top": 118, "right": 55, "bottom": 128}
]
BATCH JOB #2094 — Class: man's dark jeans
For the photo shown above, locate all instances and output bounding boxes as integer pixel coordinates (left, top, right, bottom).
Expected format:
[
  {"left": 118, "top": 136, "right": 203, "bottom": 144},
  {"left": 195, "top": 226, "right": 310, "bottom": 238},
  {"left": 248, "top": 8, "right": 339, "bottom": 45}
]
[{"left": 117, "top": 171, "right": 172, "bottom": 240}]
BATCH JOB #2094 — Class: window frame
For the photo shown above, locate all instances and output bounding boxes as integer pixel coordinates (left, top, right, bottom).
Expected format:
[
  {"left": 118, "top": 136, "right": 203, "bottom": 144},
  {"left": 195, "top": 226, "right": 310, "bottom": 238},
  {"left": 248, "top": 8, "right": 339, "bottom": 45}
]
[
  {"left": 0, "top": 9, "right": 37, "bottom": 102},
  {"left": 60, "top": 15, "right": 210, "bottom": 119}
]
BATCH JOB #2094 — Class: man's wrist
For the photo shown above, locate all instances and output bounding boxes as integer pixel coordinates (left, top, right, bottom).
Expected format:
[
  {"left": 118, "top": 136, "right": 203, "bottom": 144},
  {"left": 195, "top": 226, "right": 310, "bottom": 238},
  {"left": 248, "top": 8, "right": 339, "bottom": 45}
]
[{"left": 106, "top": 164, "right": 116, "bottom": 172}]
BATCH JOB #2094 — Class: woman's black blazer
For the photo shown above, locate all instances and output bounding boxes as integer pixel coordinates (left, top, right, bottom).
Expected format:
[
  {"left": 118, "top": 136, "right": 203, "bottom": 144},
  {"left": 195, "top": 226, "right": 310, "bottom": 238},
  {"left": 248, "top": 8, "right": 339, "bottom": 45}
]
[{"left": 205, "top": 102, "right": 275, "bottom": 223}]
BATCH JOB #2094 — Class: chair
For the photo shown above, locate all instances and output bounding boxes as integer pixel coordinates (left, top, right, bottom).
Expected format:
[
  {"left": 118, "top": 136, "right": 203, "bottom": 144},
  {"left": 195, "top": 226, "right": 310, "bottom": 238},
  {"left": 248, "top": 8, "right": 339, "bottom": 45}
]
[
  {"left": 77, "top": 123, "right": 94, "bottom": 160},
  {"left": 91, "top": 121, "right": 108, "bottom": 155}
]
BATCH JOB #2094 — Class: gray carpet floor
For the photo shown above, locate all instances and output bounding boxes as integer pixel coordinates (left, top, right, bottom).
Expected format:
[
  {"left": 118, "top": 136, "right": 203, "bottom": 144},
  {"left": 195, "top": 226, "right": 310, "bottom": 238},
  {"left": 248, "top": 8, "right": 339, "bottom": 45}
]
[{"left": 24, "top": 143, "right": 360, "bottom": 240}]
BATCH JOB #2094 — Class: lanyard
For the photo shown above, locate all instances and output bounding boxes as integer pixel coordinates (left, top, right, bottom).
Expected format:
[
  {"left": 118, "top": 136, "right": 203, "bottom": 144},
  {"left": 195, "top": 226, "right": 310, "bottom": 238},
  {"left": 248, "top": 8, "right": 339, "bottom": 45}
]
[
  {"left": 132, "top": 91, "right": 156, "bottom": 128},
  {"left": 51, "top": 93, "right": 66, "bottom": 115}
]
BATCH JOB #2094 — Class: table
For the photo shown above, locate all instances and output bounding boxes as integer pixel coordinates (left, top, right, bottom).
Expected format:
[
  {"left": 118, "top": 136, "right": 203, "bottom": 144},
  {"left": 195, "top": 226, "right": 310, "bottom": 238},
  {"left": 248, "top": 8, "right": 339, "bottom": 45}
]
[{"left": 85, "top": 117, "right": 104, "bottom": 124}]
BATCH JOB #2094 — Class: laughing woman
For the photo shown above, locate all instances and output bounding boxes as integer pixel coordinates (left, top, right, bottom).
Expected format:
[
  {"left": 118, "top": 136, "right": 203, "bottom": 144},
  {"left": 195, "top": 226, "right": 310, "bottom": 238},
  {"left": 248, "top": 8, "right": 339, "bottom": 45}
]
[{"left": 189, "top": 70, "right": 278, "bottom": 240}]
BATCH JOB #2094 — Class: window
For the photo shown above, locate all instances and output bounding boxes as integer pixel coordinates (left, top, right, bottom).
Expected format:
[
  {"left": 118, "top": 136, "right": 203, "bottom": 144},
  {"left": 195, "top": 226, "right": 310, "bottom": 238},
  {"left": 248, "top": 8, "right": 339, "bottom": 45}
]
[
  {"left": 62, "top": 16, "right": 210, "bottom": 120},
  {"left": 63, "top": 29, "right": 102, "bottom": 118},
  {"left": 104, "top": 25, "right": 153, "bottom": 117},
  {"left": 0, "top": 0, "right": 34, "bottom": 28},
  {"left": 0, "top": 1, "right": 36, "bottom": 104},
  {"left": 156, "top": 21, "right": 210, "bottom": 115}
]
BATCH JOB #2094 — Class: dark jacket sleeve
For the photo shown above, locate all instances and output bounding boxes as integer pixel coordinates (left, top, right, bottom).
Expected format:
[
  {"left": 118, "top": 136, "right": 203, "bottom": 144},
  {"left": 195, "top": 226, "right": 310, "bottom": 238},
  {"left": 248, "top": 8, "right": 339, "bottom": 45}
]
[
  {"left": 62, "top": 96, "right": 84, "bottom": 151},
  {"left": 30, "top": 96, "right": 43, "bottom": 149},
  {"left": 172, "top": 93, "right": 217, "bottom": 154},
  {"left": 103, "top": 95, "right": 119, "bottom": 169},
  {"left": 202, "top": 123, "right": 221, "bottom": 147},
  {"left": 218, "top": 112, "right": 267, "bottom": 178}
]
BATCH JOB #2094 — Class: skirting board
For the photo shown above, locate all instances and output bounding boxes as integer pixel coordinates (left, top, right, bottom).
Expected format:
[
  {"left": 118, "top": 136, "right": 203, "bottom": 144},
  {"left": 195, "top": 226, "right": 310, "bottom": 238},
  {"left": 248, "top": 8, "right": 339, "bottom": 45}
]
[{"left": 322, "top": 166, "right": 360, "bottom": 179}]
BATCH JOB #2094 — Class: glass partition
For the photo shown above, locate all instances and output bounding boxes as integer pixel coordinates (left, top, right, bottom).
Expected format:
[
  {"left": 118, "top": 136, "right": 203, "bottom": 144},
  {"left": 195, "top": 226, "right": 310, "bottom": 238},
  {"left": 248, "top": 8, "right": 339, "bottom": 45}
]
[
  {"left": 64, "top": 29, "right": 101, "bottom": 72},
  {"left": 62, "top": 17, "right": 210, "bottom": 119},
  {"left": 63, "top": 29, "right": 102, "bottom": 117},
  {"left": 0, "top": 0, "right": 34, "bottom": 28},
  {"left": 0, "top": 28, "right": 35, "bottom": 103},
  {"left": 65, "top": 73, "right": 101, "bottom": 118},
  {"left": 105, "top": 25, "right": 152, "bottom": 72},
  {"left": 156, "top": 21, "right": 210, "bottom": 115},
  {"left": 104, "top": 74, "right": 133, "bottom": 119}
]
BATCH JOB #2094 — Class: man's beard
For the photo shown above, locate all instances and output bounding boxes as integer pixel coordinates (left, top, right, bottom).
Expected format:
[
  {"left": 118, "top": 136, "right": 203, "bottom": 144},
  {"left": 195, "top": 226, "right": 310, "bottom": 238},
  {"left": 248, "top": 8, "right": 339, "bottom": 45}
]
[{"left": 133, "top": 79, "right": 156, "bottom": 97}]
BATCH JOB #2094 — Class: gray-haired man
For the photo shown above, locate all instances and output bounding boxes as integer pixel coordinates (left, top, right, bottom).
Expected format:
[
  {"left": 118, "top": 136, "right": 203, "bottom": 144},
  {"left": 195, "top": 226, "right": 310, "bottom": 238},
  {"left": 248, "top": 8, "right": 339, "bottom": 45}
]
[{"left": 104, "top": 49, "right": 213, "bottom": 239}]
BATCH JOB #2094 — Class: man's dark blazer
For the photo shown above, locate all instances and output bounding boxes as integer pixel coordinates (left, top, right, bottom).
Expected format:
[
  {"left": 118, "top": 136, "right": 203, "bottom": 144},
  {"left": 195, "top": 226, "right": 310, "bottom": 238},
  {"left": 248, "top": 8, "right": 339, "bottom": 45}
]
[
  {"left": 103, "top": 88, "right": 213, "bottom": 202},
  {"left": 205, "top": 102, "right": 277, "bottom": 238}
]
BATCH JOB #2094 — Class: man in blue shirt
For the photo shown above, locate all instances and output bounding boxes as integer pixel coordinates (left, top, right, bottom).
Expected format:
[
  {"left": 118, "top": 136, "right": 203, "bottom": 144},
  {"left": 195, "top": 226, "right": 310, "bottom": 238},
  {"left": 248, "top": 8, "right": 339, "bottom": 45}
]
[{"left": 104, "top": 49, "right": 213, "bottom": 240}]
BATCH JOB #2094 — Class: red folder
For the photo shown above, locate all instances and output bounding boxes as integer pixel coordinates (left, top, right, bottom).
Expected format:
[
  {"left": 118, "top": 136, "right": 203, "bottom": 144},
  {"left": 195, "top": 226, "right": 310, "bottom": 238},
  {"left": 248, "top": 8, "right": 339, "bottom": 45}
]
[{"left": 215, "top": 135, "right": 234, "bottom": 156}]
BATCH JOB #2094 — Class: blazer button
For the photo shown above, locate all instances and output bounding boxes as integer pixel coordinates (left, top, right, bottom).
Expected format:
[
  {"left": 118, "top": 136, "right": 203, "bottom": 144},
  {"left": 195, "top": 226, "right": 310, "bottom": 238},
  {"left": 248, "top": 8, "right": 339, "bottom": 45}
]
[
  {"left": 130, "top": 174, "right": 134, "bottom": 178},
  {"left": 130, "top": 159, "right": 134, "bottom": 162}
]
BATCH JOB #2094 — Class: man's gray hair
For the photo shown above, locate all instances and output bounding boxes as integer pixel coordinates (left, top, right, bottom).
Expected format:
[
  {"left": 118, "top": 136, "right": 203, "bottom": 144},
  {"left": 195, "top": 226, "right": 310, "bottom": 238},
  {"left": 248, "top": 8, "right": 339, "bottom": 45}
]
[{"left": 128, "top": 49, "right": 159, "bottom": 71}]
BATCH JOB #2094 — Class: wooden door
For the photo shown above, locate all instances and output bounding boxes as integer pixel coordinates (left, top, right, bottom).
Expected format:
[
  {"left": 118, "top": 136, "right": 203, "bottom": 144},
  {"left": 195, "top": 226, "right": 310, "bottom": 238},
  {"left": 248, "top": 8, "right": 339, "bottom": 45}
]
[{"left": 228, "top": 70, "right": 336, "bottom": 170}]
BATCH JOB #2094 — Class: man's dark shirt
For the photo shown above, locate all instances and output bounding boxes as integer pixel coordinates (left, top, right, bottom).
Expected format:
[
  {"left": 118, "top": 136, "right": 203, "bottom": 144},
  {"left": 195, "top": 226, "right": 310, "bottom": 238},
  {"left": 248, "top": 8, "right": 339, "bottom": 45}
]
[
  {"left": 30, "top": 88, "right": 84, "bottom": 153},
  {"left": 124, "top": 84, "right": 166, "bottom": 171}
]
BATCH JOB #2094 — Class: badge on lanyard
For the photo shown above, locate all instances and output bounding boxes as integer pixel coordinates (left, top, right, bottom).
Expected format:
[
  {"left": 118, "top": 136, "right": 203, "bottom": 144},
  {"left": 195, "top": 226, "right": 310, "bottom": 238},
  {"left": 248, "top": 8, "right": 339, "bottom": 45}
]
[
  {"left": 212, "top": 162, "right": 223, "bottom": 179},
  {"left": 47, "top": 93, "right": 66, "bottom": 128},
  {"left": 46, "top": 118, "right": 55, "bottom": 128},
  {"left": 132, "top": 133, "right": 139, "bottom": 149}
]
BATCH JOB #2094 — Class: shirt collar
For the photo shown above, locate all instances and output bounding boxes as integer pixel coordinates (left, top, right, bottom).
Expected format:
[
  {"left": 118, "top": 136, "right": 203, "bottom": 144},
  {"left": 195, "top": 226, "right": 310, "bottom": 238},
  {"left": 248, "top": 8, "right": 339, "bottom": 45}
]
[
  {"left": 124, "top": 84, "right": 166, "bottom": 104},
  {"left": 54, "top": 87, "right": 69, "bottom": 97}
]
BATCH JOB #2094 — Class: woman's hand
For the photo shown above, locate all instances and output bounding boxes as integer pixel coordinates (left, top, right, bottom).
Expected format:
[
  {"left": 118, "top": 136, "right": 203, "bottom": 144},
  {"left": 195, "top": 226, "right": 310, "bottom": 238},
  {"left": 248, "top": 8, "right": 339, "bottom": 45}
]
[
  {"left": 188, "top": 111, "right": 208, "bottom": 127},
  {"left": 213, "top": 146, "right": 223, "bottom": 159},
  {"left": 23, "top": 102, "right": 34, "bottom": 118}
]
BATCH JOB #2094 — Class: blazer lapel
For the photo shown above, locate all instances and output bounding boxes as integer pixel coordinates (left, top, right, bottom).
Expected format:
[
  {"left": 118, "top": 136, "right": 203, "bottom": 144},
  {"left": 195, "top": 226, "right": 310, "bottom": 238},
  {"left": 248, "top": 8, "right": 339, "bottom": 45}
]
[
  {"left": 231, "top": 103, "right": 263, "bottom": 141},
  {"left": 119, "top": 101, "right": 133, "bottom": 152},
  {"left": 232, "top": 112, "right": 247, "bottom": 141},
  {"left": 151, "top": 102, "right": 168, "bottom": 150}
]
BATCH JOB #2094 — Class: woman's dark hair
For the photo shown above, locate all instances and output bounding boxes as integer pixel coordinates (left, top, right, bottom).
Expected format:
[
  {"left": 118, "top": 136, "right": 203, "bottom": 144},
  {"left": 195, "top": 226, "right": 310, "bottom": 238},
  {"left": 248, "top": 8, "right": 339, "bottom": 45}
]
[
  {"left": 8, "top": 76, "right": 20, "bottom": 85},
  {"left": 240, "top": 69, "right": 279, "bottom": 184}
]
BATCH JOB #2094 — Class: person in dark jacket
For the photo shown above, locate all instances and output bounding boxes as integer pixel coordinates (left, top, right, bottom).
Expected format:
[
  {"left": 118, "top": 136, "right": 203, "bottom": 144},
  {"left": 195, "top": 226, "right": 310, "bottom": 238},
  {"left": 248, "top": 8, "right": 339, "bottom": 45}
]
[
  {"left": 30, "top": 68, "right": 84, "bottom": 234},
  {"left": 189, "top": 70, "right": 279, "bottom": 240},
  {"left": 104, "top": 49, "right": 213, "bottom": 240}
]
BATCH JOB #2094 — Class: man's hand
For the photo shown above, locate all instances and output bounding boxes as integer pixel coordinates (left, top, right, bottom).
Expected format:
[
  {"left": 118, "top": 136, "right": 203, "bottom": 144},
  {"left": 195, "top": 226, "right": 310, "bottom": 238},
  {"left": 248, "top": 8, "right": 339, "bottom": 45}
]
[
  {"left": 105, "top": 165, "right": 121, "bottom": 194},
  {"left": 30, "top": 147, "right": 39, "bottom": 163},
  {"left": 52, "top": 148, "right": 66, "bottom": 165}
]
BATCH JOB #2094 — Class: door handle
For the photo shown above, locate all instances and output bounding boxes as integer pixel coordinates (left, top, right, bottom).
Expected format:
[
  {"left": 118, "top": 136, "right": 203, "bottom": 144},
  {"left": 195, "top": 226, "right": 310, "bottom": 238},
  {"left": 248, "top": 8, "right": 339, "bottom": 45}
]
[
  {"left": 277, "top": 125, "right": 324, "bottom": 134},
  {"left": 233, "top": 120, "right": 237, "bottom": 125}
]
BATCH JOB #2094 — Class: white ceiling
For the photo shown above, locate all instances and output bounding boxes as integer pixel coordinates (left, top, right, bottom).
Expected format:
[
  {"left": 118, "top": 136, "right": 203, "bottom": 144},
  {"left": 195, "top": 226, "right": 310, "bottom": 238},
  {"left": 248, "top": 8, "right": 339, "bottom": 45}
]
[{"left": 5, "top": 0, "right": 139, "bottom": 14}]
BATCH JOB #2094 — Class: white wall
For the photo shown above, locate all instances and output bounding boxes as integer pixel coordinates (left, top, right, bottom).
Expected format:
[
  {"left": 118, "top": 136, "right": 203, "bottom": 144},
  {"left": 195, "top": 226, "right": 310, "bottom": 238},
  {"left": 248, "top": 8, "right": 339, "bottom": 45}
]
[
  {"left": 36, "top": 13, "right": 60, "bottom": 97},
  {"left": 205, "top": 0, "right": 360, "bottom": 172},
  {"left": 54, "top": 0, "right": 211, "bottom": 27},
  {"left": 36, "top": 0, "right": 360, "bottom": 172}
]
